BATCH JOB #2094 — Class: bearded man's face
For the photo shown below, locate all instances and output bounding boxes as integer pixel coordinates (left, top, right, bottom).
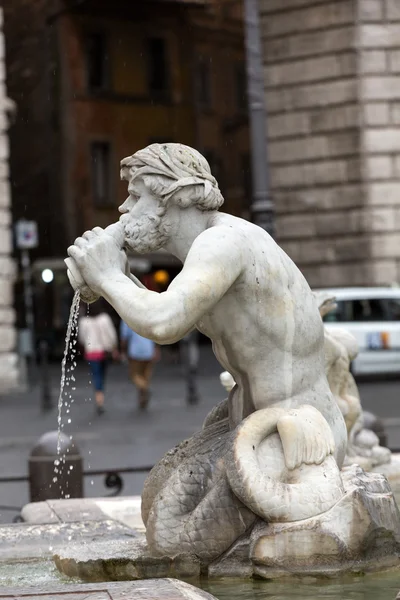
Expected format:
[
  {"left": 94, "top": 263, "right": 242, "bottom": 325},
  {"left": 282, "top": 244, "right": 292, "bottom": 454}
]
[{"left": 118, "top": 178, "right": 171, "bottom": 254}]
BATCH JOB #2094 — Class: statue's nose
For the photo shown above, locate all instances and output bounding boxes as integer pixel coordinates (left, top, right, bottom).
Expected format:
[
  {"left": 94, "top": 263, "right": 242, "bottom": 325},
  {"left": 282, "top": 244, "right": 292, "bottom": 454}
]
[{"left": 118, "top": 198, "right": 129, "bottom": 214}]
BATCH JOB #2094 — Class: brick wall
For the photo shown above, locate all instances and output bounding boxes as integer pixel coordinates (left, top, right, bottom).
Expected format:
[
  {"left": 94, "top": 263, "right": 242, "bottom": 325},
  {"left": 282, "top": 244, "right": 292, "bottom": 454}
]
[
  {"left": 0, "top": 8, "right": 18, "bottom": 393},
  {"left": 261, "top": 0, "right": 400, "bottom": 288}
]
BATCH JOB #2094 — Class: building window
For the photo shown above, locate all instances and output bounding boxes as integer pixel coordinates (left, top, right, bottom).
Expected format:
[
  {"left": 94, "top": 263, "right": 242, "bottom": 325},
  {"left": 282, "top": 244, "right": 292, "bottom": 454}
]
[
  {"left": 147, "top": 38, "right": 169, "bottom": 98},
  {"left": 90, "top": 142, "right": 112, "bottom": 207},
  {"left": 86, "top": 33, "right": 108, "bottom": 91},
  {"left": 235, "top": 63, "right": 247, "bottom": 114},
  {"left": 203, "top": 150, "right": 223, "bottom": 188},
  {"left": 148, "top": 137, "right": 172, "bottom": 145},
  {"left": 196, "top": 58, "right": 212, "bottom": 110}
]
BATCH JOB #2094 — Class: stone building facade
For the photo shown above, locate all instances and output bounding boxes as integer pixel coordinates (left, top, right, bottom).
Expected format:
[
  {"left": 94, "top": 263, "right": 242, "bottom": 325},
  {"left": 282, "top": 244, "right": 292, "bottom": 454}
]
[
  {"left": 261, "top": 0, "right": 400, "bottom": 288},
  {"left": 0, "top": 8, "right": 17, "bottom": 392},
  {"left": 3, "top": 0, "right": 249, "bottom": 356}
]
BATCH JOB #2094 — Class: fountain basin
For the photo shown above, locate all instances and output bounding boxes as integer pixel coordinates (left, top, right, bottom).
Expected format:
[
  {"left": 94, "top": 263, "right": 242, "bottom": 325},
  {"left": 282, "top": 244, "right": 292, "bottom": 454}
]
[
  {"left": 19, "top": 466, "right": 400, "bottom": 582},
  {"left": 1, "top": 491, "right": 399, "bottom": 599},
  {"left": 0, "top": 578, "right": 216, "bottom": 599},
  {"left": 1, "top": 558, "right": 400, "bottom": 600}
]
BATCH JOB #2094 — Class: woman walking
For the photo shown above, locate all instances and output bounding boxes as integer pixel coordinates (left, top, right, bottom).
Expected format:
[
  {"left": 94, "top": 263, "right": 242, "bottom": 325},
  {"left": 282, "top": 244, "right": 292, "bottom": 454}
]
[
  {"left": 78, "top": 300, "right": 118, "bottom": 414},
  {"left": 120, "top": 320, "right": 157, "bottom": 409}
]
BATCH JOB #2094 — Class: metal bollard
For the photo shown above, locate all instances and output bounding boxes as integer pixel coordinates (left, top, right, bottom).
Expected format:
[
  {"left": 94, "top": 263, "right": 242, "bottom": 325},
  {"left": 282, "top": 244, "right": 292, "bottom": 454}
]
[
  {"left": 29, "top": 431, "right": 83, "bottom": 502},
  {"left": 182, "top": 330, "right": 200, "bottom": 405},
  {"left": 39, "top": 339, "right": 52, "bottom": 412}
]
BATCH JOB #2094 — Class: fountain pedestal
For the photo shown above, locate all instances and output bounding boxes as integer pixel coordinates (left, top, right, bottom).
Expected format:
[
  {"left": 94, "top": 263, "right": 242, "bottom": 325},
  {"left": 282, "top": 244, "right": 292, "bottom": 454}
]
[
  {"left": 21, "top": 467, "right": 400, "bottom": 581},
  {"left": 249, "top": 465, "right": 400, "bottom": 578}
]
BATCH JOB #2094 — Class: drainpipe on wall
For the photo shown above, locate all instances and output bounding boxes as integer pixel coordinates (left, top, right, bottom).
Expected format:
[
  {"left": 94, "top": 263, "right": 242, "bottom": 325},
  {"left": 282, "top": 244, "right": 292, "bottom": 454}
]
[{"left": 244, "top": 0, "right": 274, "bottom": 237}]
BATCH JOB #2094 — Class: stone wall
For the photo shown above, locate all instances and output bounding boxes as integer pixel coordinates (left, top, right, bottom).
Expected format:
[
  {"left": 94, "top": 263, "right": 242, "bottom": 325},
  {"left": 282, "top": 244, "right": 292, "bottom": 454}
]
[
  {"left": 260, "top": 0, "right": 400, "bottom": 288},
  {"left": 0, "top": 8, "right": 18, "bottom": 393},
  {"left": 359, "top": 0, "right": 400, "bottom": 288}
]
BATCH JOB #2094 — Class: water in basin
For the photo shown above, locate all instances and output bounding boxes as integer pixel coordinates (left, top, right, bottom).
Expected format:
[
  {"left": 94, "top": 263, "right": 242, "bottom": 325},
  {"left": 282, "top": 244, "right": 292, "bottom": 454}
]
[
  {"left": 203, "top": 571, "right": 400, "bottom": 599},
  {"left": 0, "top": 560, "right": 399, "bottom": 599},
  {"left": 0, "top": 559, "right": 75, "bottom": 588}
]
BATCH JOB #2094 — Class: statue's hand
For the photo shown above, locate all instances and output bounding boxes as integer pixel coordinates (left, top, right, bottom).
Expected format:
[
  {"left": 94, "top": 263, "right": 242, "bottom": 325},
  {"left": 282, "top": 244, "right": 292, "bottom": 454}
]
[
  {"left": 67, "top": 225, "right": 126, "bottom": 295},
  {"left": 65, "top": 257, "right": 99, "bottom": 304}
]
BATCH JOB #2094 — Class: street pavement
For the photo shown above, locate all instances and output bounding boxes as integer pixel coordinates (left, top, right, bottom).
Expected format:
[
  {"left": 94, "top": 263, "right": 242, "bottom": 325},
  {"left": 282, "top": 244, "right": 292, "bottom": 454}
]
[
  {"left": 0, "top": 344, "right": 399, "bottom": 524},
  {"left": 0, "top": 345, "right": 224, "bottom": 523}
]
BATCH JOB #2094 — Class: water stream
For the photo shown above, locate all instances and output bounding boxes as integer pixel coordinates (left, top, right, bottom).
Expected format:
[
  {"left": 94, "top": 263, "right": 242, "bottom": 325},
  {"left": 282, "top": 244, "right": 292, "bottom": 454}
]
[{"left": 53, "top": 290, "right": 81, "bottom": 492}]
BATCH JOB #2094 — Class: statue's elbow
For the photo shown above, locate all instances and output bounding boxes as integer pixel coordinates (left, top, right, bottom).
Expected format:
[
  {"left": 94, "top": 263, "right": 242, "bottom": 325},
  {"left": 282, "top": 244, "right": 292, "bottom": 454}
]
[{"left": 150, "top": 322, "right": 180, "bottom": 345}]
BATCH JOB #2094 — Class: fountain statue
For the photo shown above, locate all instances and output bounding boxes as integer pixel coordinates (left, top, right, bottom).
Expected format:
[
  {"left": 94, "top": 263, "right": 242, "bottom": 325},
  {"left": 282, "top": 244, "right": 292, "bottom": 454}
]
[
  {"left": 319, "top": 294, "right": 400, "bottom": 489},
  {"left": 221, "top": 294, "right": 400, "bottom": 488},
  {"left": 65, "top": 143, "right": 400, "bottom": 577}
]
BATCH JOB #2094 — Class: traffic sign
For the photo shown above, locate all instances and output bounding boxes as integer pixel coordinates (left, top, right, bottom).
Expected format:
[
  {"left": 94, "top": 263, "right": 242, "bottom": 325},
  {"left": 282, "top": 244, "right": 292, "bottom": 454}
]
[{"left": 15, "top": 220, "right": 38, "bottom": 249}]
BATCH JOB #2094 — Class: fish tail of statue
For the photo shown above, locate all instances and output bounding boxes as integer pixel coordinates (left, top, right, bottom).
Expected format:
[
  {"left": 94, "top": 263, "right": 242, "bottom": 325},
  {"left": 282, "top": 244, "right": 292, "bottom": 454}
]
[
  {"left": 226, "top": 405, "right": 345, "bottom": 523},
  {"left": 145, "top": 465, "right": 256, "bottom": 563}
]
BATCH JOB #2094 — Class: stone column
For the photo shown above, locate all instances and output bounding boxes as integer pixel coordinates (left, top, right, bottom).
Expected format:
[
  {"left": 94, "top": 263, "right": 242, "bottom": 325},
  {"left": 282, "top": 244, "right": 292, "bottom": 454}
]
[
  {"left": 0, "top": 8, "right": 18, "bottom": 393},
  {"left": 260, "top": 0, "right": 400, "bottom": 287}
]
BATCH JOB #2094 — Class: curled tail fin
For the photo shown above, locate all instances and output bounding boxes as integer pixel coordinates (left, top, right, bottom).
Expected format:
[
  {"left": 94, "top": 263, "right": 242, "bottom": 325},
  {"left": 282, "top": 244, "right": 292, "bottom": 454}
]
[
  {"left": 226, "top": 405, "right": 344, "bottom": 522},
  {"left": 277, "top": 405, "right": 335, "bottom": 470}
]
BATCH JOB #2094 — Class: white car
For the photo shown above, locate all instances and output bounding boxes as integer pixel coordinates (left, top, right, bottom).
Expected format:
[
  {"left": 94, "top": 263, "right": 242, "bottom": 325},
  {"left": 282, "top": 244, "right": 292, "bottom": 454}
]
[{"left": 314, "top": 287, "right": 400, "bottom": 376}]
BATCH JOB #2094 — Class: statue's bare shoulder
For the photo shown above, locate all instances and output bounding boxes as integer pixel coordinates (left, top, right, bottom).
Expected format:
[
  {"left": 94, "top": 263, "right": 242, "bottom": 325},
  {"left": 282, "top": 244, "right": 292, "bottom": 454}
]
[{"left": 171, "top": 222, "right": 244, "bottom": 291}]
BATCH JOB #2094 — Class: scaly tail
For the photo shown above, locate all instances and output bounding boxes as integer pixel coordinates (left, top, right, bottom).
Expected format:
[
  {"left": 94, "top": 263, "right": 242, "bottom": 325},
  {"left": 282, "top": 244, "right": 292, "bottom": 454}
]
[{"left": 226, "top": 405, "right": 345, "bottom": 522}]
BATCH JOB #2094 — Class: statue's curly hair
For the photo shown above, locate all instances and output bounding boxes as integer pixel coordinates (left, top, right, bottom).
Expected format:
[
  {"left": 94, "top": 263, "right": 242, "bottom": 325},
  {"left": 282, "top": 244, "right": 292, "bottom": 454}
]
[{"left": 120, "top": 143, "right": 224, "bottom": 212}]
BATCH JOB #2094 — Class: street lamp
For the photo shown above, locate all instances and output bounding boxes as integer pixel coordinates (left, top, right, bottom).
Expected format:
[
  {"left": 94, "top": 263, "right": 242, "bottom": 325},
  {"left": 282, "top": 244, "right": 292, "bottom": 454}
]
[
  {"left": 41, "top": 268, "right": 54, "bottom": 283},
  {"left": 244, "top": 0, "right": 275, "bottom": 236}
]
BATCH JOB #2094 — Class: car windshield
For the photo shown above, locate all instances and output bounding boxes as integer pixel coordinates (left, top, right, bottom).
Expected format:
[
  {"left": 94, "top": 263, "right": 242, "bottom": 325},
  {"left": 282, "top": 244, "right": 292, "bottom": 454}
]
[{"left": 323, "top": 298, "right": 400, "bottom": 322}]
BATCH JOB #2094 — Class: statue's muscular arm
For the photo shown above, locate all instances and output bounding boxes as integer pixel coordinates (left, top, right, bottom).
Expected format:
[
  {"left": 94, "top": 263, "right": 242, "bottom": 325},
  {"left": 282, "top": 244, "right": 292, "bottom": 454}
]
[{"left": 100, "top": 227, "right": 242, "bottom": 344}]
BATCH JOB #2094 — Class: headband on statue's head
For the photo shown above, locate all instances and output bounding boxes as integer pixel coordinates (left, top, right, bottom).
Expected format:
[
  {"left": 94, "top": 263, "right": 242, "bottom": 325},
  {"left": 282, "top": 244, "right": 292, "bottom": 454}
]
[{"left": 120, "top": 143, "right": 221, "bottom": 203}]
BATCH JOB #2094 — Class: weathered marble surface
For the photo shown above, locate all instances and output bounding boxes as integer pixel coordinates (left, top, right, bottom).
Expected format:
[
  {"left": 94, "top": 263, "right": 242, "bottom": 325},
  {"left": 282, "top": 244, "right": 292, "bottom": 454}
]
[
  {"left": 64, "top": 143, "right": 400, "bottom": 574},
  {"left": 54, "top": 538, "right": 201, "bottom": 582},
  {"left": 249, "top": 465, "right": 400, "bottom": 578},
  {"left": 47, "top": 466, "right": 400, "bottom": 581},
  {"left": 0, "top": 518, "right": 136, "bottom": 561},
  {"left": 0, "top": 579, "right": 216, "bottom": 600},
  {"left": 316, "top": 294, "right": 396, "bottom": 477},
  {"left": 19, "top": 487, "right": 400, "bottom": 581}
]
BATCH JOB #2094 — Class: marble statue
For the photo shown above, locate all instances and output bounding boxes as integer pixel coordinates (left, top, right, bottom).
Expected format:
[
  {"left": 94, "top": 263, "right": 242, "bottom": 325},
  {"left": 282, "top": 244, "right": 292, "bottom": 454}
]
[
  {"left": 65, "top": 144, "right": 400, "bottom": 576},
  {"left": 220, "top": 371, "right": 235, "bottom": 393},
  {"left": 221, "top": 295, "right": 393, "bottom": 472},
  {"left": 317, "top": 294, "right": 389, "bottom": 468}
]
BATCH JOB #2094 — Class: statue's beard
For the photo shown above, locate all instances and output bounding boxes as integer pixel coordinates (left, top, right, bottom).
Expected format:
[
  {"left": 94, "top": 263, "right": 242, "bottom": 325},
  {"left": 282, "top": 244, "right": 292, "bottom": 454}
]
[{"left": 122, "top": 214, "right": 171, "bottom": 254}]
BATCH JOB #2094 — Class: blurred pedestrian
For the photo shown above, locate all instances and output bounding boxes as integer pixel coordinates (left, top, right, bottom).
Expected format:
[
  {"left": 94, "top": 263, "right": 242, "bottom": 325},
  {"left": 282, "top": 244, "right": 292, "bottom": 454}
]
[
  {"left": 152, "top": 270, "right": 181, "bottom": 365},
  {"left": 120, "top": 320, "right": 158, "bottom": 409},
  {"left": 181, "top": 329, "right": 200, "bottom": 404},
  {"left": 78, "top": 300, "right": 118, "bottom": 415}
]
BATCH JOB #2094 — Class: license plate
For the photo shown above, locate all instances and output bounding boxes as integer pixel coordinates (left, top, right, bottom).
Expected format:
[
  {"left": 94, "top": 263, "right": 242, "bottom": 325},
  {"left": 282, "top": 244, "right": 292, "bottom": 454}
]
[{"left": 367, "top": 332, "right": 390, "bottom": 350}]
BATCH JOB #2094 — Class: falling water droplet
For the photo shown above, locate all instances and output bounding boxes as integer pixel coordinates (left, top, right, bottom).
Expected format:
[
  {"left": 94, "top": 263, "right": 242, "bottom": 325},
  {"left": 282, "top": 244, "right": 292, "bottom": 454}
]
[{"left": 56, "top": 290, "right": 80, "bottom": 456}]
